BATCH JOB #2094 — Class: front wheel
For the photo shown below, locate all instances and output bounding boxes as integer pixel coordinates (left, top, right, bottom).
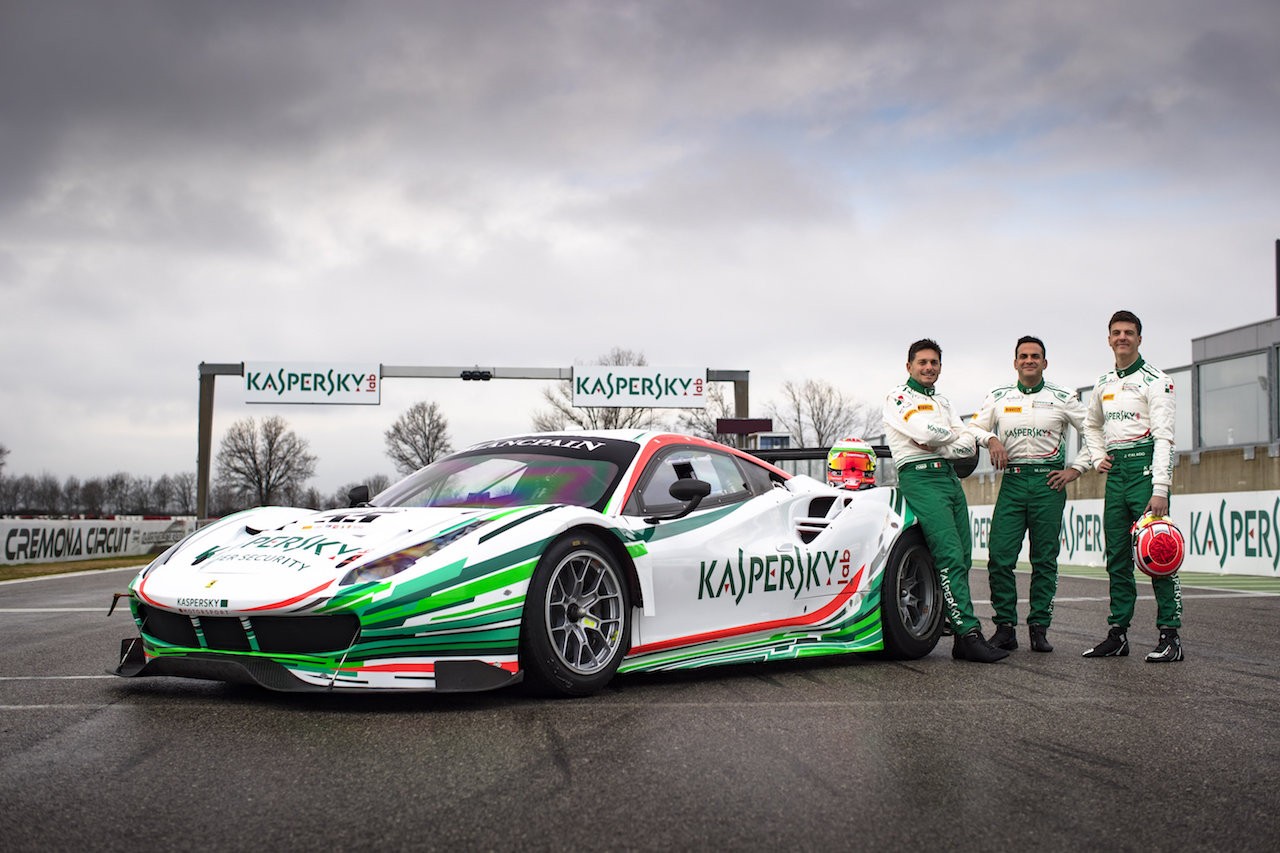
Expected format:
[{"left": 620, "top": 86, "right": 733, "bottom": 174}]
[
  {"left": 520, "top": 532, "right": 631, "bottom": 697},
  {"left": 880, "top": 528, "right": 943, "bottom": 658}
]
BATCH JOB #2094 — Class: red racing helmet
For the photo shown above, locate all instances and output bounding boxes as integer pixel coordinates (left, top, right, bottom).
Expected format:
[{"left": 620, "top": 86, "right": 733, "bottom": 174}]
[
  {"left": 827, "top": 438, "right": 877, "bottom": 490},
  {"left": 1131, "top": 514, "right": 1185, "bottom": 578}
]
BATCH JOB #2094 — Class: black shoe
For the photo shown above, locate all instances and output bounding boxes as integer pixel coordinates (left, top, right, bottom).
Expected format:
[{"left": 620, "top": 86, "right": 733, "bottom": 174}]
[
  {"left": 988, "top": 624, "right": 1018, "bottom": 651},
  {"left": 953, "top": 631, "right": 1009, "bottom": 663},
  {"left": 1028, "top": 624, "right": 1053, "bottom": 653},
  {"left": 941, "top": 620, "right": 954, "bottom": 637},
  {"left": 1082, "top": 626, "right": 1128, "bottom": 658},
  {"left": 1145, "top": 629, "right": 1184, "bottom": 663}
]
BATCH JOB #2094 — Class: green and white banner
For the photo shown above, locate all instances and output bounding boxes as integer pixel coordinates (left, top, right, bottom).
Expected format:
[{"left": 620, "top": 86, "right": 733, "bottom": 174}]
[
  {"left": 572, "top": 366, "right": 707, "bottom": 408},
  {"left": 969, "top": 489, "right": 1280, "bottom": 576},
  {"left": 244, "top": 362, "right": 381, "bottom": 405}
]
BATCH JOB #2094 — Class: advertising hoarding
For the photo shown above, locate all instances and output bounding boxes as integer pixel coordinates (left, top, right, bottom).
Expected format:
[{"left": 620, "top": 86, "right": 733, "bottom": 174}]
[
  {"left": 572, "top": 366, "right": 706, "bottom": 408},
  {"left": 244, "top": 362, "right": 380, "bottom": 405}
]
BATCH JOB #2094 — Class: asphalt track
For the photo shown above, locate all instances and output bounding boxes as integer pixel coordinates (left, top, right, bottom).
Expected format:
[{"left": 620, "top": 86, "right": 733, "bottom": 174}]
[{"left": 2, "top": 567, "right": 1277, "bottom": 852}]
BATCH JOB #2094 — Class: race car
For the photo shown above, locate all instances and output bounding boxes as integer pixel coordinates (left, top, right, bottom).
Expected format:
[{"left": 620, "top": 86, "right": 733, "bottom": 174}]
[{"left": 113, "top": 430, "right": 944, "bottom": 697}]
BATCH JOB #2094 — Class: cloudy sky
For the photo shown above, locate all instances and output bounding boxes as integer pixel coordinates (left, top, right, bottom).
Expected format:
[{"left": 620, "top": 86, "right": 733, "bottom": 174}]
[{"left": 2, "top": 0, "right": 1278, "bottom": 495}]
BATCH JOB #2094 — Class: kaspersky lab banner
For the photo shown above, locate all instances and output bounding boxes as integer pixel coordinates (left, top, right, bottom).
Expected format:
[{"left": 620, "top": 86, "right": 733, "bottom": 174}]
[
  {"left": 969, "top": 490, "right": 1280, "bottom": 577},
  {"left": 572, "top": 366, "right": 707, "bottom": 408},
  {"left": 243, "top": 362, "right": 381, "bottom": 405}
]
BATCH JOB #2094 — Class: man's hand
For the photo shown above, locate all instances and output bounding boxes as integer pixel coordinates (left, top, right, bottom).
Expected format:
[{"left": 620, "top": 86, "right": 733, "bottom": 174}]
[
  {"left": 987, "top": 437, "right": 1008, "bottom": 470},
  {"left": 1047, "top": 468, "right": 1080, "bottom": 491},
  {"left": 1146, "top": 495, "right": 1170, "bottom": 517},
  {"left": 1098, "top": 454, "right": 1114, "bottom": 473}
]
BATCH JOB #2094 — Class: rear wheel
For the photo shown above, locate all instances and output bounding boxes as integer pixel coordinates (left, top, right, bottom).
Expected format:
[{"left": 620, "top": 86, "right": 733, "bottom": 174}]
[
  {"left": 880, "top": 528, "right": 943, "bottom": 658},
  {"left": 520, "top": 532, "right": 631, "bottom": 697}
]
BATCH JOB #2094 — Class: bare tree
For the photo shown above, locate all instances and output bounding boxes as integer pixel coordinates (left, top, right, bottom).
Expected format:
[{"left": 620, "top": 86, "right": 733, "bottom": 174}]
[
  {"left": 208, "top": 480, "right": 241, "bottom": 517},
  {"left": 6, "top": 474, "right": 33, "bottom": 513},
  {"left": 33, "top": 473, "right": 61, "bottom": 515},
  {"left": 127, "top": 476, "right": 153, "bottom": 514},
  {"left": 103, "top": 472, "right": 130, "bottom": 515},
  {"left": 0, "top": 474, "right": 31, "bottom": 513},
  {"left": 532, "top": 347, "right": 667, "bottom": 431},
  {"left": 149, "top": 474, "right": 175, "bottom": 514},
  {"left": 329, "top": 483, "right": 358, "bottom": 509},
  {"left": 385, "top": 401, "right": 453, "bottom": 475},
  {"left": 768, "top": 379, "right": 878, "bottom": 447},
  {"left": 846, "top": 399, "right": 883, "bottom": 443},
  {"left": 216, "top": 415, "right": 317, "bottom": 508},
  {"left": 172, "top": 472, "right": 197, "bottom": 515},
  {"left": 0, "top": 475, "right": 14, "bottom": 514},
  {"left": 81, "top": 478, "right": 105, "bottom": 516},
  {"left": 675, "top": 382, "right": 734, "bottom": 442},
  {"left": 281, "top": 480, "right": 317, "bottom": 509},
  {"left": 0, "top": 443, "right": 8, "bottom": 476},
  {"left": 0, "top": 463, "right": 263, "bottom": 518},
  {"left": 60, "top": 476, "right": 81, "bottom": 515}
]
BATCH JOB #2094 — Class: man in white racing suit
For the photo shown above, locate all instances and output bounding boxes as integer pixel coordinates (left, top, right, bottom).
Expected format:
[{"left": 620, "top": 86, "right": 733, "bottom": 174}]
[
  {"left": 1080, "top": 310, "right": 1182, "bottom": 662},
  {"left": 967, "top": 335, "right": 1092, "bottom": 654},
  {"left": 883, "top": 338, "right": 1007, "bottom": 663}
]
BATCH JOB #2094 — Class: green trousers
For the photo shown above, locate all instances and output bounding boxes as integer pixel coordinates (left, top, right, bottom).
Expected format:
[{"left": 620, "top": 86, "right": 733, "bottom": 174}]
[
  {"left": 1103, "top": 447, "right": 1182, "bottom": 628},
  {"left": 897, "top": 460, "right": 980, "bottom": 636},
  {"left": 987, "top": 465, "right": 1067, "bottom": 627}
]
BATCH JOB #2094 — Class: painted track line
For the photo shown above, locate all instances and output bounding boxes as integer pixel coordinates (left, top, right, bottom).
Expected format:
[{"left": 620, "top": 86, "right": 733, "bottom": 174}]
[
  {"left": 0, "top": 608, "right": 114, "bottom": 613},
  {"left": 0, "top": 566, "right": 142, "bottom": 585},
  {"left": 0, "top": 675, "right": 116, "bottom": 681}
]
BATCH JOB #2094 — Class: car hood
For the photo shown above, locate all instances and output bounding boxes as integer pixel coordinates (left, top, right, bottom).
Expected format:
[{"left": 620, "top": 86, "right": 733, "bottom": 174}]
[{"left": 133, "top": 505, "right": 513, "bottom": 615}]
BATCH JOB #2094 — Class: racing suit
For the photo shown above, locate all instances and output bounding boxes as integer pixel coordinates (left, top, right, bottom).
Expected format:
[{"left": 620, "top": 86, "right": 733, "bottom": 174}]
[
  {"left": 883, "top": 378, "right": 981, "bottom": 636},
  {"left": 968, "top": 380, "right": 1092, "bottom": 629},
  {"left": 1082, "top": 357, "right": 1180, "bottom": 629}
]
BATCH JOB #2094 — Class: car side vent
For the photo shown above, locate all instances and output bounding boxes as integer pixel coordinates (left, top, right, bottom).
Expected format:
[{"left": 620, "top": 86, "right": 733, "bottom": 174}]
[{"left": 795, "top": 496, "right": 840, "bottom": 544}]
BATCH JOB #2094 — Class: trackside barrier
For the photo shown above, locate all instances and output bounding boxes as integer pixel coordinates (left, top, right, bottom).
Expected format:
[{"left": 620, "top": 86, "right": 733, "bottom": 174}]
[
  {"left": 0, "top": 517, "right": 197, "bottom": 566},
  {"left": 970, "top": 491, "right": 1280, "bottom": 577}
]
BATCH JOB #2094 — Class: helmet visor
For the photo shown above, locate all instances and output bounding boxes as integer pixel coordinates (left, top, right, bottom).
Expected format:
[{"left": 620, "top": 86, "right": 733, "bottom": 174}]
[{"left": 829, "top": 453, "right": 874, "bottom": 472}]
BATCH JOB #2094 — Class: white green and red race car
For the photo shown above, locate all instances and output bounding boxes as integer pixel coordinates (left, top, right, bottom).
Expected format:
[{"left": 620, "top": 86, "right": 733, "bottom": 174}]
[{"left": 114, "top": 431, "right": 943, "bottom": 697}]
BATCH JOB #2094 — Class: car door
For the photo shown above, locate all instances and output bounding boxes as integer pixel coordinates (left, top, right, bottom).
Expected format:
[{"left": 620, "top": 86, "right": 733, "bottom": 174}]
[{"left": 624, "top": 445, "right": 821, "bottom": 650}]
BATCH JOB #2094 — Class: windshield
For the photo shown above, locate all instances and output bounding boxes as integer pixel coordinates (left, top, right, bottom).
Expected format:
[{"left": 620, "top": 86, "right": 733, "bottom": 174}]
[{"left": 374, "top": 439, "right": 635, "bottom": 512}]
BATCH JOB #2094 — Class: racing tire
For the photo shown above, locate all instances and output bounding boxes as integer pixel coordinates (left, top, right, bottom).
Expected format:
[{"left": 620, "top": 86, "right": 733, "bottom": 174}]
[
  {"left": 520, "top": 531, "right": 632, "bottom": 697},
  {"left": 879, "top": 528, "right": 943, "bottom": 659}
]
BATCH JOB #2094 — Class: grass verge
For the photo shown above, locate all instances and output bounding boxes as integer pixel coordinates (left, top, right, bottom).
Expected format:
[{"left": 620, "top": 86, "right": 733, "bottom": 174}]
[{"left": 0, "top": 555, "right": 147, "bottom": 583}]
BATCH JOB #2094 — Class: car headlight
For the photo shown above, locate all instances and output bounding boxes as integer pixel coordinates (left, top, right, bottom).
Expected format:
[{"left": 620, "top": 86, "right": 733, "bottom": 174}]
[{"left": 339, "top": 519, "right": 489, "bottom": 585}]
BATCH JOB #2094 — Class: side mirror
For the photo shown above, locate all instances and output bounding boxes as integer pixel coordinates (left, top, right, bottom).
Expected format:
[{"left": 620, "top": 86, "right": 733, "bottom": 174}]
[
  {"left": 348, "top": 485, "right": 371, "bottom": 507},
  {"left": 645, "top": 478, "right": 712, "bottom": 524}
]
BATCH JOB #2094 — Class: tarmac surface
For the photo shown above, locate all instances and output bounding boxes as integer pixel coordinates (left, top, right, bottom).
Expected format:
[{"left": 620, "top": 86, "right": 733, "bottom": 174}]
[{"left": 1, "top": 566, "right": 1277, "bottom": 852}]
